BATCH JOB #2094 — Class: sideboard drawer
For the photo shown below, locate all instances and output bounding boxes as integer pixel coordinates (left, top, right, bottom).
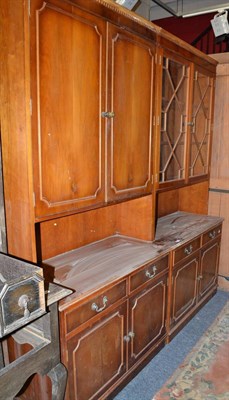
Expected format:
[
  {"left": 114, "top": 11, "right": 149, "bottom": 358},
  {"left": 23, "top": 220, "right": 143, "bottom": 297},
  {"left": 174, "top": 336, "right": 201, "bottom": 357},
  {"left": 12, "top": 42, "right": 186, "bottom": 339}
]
[
  {"left": 130, "top": 255, "right": 169, "bottom": 292},
  {"left": 202, "top": 224, "right": 222, "bottom": 246},
  {"left": 173, "top": 237, "right": 201, "bottom": 265},
  {"left": 65, "top": 280, "right": 127, "bottom": 334}
]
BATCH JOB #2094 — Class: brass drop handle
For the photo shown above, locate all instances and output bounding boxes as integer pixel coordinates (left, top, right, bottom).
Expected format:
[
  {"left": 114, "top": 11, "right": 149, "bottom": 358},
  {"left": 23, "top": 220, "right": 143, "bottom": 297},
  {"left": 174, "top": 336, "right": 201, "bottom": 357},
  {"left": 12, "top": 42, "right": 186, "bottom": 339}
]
[
  {"left": 187, "top": 121, "right": 194, "bottom": 127},
  {"left": 184, "top": 245, "right": 193, "bottom": 255},
  {"left": 101, "top": 111, "right": 115, "bottom": 118},
  {"left": 18, "top": 294, "right": 30, "bottom": 318},
  {"left": 124, "top": 331, "right": 135, "bottom": 342},
  {"left": 91, "top": 296, "right": 108, "bottom": 313},
  {"left": 145, "top": 265, "right": 157, "bottom": 279},
  {"left": 209, "top": 230, "right": 216, "bottom": 239}
]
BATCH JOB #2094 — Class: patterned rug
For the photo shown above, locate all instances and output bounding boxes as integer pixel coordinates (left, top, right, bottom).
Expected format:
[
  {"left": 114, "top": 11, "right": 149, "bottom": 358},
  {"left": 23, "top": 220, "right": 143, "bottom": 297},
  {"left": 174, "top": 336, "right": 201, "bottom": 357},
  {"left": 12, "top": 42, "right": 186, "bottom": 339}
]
[{"left": 153, "top": 301, "right": 229, "bottom": 400}]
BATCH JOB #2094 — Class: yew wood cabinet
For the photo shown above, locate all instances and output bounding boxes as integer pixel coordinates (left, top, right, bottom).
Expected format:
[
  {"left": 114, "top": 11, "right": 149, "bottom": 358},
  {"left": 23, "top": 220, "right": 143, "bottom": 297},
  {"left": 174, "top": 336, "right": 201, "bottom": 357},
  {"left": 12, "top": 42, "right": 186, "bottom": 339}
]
[{"left": 0, "top": 1, "right": 223, "bottom": 400}]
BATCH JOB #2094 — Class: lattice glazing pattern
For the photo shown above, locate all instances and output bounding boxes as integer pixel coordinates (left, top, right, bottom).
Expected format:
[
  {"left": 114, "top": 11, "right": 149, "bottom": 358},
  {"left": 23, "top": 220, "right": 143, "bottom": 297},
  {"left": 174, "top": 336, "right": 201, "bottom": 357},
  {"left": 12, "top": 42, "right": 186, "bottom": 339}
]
[
  {"left": 189, "top": 71, "right": 212, "bottom": 178},
  {"left": 160, "top": 57, "right": 189, "bottom": 183}
]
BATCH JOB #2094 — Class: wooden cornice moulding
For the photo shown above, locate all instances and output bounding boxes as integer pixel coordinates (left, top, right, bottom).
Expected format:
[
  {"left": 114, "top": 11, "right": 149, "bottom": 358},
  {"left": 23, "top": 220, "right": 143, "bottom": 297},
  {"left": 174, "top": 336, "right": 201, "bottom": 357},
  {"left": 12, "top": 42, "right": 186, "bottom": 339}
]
[{"left": 69, "top": 0, "right": 218, "bottom": 67}]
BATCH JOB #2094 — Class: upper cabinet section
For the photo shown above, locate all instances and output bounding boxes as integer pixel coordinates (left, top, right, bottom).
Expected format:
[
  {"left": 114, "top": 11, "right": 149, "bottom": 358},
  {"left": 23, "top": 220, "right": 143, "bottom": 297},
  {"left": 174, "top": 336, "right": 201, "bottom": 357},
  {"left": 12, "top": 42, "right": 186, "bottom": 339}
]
[
  {"left": 159, "top": 52, "right": 190, "bottom": 186},
  {"left": 28, "top": 0, "right": 216, "bottom": 220},
  {"left": 30, "top": 1, "right": 106, "bottom": 219},
  {"left": 188, "top": 67, "right": 214, "bottom": 182},
  {"left": 106, "top": 24, "right": 155, "bottom": 202}
]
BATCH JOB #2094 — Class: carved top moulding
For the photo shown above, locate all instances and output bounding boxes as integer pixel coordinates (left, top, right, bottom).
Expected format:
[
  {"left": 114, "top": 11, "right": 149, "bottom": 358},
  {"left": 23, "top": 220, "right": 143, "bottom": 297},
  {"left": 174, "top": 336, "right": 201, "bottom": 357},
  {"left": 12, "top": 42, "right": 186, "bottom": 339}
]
[{"left": 63, "top": 0, "right": 218, "bottom": 68}]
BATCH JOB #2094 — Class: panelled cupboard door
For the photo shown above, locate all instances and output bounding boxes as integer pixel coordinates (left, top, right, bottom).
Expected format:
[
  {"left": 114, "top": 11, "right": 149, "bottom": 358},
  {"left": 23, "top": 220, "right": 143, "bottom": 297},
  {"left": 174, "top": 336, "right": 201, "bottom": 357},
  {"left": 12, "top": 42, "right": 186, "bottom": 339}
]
[
  {"left": 30, "top": 1, "right": 106, "bottom": 219},
  {"left": 128, "top": 274, "right": 167, "bottom": 368},
  {"left": 188, "top": 66, "right": 214, "bottom": 181},
  {"left": 106, "top": 24, "right": 155, "bottom": 201},
  {"left": 65, "top": 303, "right": 127, "bottom": 400},
  {"left": 170, "top": 255, "right": 199, "bottom": 329},
  {"left": 198, "top": 239, "right": 220, "bottom": 301}
]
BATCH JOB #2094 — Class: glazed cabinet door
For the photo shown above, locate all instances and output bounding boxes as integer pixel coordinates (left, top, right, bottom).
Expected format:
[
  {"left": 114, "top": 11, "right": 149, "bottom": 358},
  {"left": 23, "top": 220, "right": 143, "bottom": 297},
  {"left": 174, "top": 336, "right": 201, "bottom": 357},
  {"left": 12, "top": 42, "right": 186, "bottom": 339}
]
[
  {"left": 198, "top": 238, "right": 220, "bottom": 302},
  {"left": 65, "top": 302, "right": 127, "bottom": 400},
  {"left": 106, "top": 24, "right": 155, "bottom": 202},
  {"left": 159, "top": 51, "right": 190, "bottom": 187},
  {"left": 170, "top": 254, "right": 199, "bottom": 330},
  {"left": 188, "top": 66, "right": 214, "bottom": 182},
  {"left": 30, "top": 1, "right": 106, "bottom": 219},
  {"left": 128, "top": 274, "right": 167, "bottom": 368}
]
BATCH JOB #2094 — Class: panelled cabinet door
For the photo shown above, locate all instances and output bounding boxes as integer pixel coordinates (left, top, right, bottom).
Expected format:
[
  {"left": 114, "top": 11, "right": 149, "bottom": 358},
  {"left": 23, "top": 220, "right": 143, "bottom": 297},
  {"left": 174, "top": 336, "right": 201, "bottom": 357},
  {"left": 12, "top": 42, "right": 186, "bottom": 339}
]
[
  {"left": 30, "top": 1, "right": 106, "bottom": 219},
  {"left": 106, "top": 24, "right": 155, "bottom": 201},
  {"left": 188, "top": 67, "right": 214, "bottom": 181},
  {"left": 198, "top": 239, "right": 220, "bottom": 301},
  {"left": 65, "top": 303, "right": 127, "bottom": 400},
  {"left": 170, "top": 255, "right": 199, "bottom": 329},
  {"left": 159, "top": 52, "right": 190, "bottom": 186},
  {"left": 128, "top": 274, "right": 167, "bottom": 368}
]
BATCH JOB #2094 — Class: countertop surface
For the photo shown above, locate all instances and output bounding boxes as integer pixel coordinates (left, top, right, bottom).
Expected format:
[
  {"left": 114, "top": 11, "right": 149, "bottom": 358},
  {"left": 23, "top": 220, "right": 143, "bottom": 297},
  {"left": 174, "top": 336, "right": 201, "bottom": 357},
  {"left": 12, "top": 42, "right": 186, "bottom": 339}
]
[{"left": 43, "top": 211, "right": 223, "bottom": 309}]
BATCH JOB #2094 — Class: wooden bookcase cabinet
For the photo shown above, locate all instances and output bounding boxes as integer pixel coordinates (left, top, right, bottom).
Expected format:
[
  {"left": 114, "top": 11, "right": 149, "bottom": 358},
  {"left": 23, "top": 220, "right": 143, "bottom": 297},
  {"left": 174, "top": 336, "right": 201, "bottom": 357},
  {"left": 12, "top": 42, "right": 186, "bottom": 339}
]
[{"left": 0, "top": 1, "right": 222, "bottom": 400}]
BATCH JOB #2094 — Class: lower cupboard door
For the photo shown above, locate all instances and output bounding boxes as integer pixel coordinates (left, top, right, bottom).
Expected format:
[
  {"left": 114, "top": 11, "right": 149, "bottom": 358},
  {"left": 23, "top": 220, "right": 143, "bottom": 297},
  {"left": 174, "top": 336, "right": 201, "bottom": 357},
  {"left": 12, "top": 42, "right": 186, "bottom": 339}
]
[
  {"left": 128, "top": 275, "right": 167, "bottom": 368},
  {"left": 198, "top": 240, "right": 220, "bottom": 300},
  {"left": 65, "top": 303, "right": 127, "bottom": 400},
  {"left": 170, "top": 256, "right": 199, "bottom": 329}
]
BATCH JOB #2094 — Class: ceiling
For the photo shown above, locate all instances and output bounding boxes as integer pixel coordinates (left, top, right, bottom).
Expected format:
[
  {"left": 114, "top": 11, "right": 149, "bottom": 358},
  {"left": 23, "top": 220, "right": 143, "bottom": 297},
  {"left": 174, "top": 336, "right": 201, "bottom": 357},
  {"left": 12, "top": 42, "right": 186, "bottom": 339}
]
[{"left": 134, "top": 0, "right": 229, "bottom": 21}]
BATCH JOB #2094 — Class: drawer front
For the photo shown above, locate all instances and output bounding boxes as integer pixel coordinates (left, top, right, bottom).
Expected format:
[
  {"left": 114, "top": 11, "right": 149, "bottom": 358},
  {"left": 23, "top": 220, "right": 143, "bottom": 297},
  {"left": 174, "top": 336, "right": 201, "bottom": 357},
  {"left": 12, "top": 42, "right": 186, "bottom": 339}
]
[
  {"left": 66, "top": 280, "right": 127, "bottom": 334},
  {"left": 174, "top": 237, "right": 201, "bottom": 265},
  {"left": 0, "top": 275, "right": 45, "bottom": 337},
  {"left": 202, "top": 224, "right": 222, "bottom": 246},
  {"left": 130, "top": 255, "right": 169, "bottom": 292}
]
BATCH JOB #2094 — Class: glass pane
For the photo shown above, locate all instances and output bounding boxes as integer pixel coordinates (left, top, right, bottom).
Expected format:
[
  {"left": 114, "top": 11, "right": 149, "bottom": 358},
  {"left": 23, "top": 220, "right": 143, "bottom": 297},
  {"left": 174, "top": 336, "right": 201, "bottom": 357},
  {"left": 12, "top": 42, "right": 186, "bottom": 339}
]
[
  {"left": 160, "top": 57, "right": 189, "bottom": 183},
  {"left": 189, "top": 71, "right": 212, "bottom": 177}
]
